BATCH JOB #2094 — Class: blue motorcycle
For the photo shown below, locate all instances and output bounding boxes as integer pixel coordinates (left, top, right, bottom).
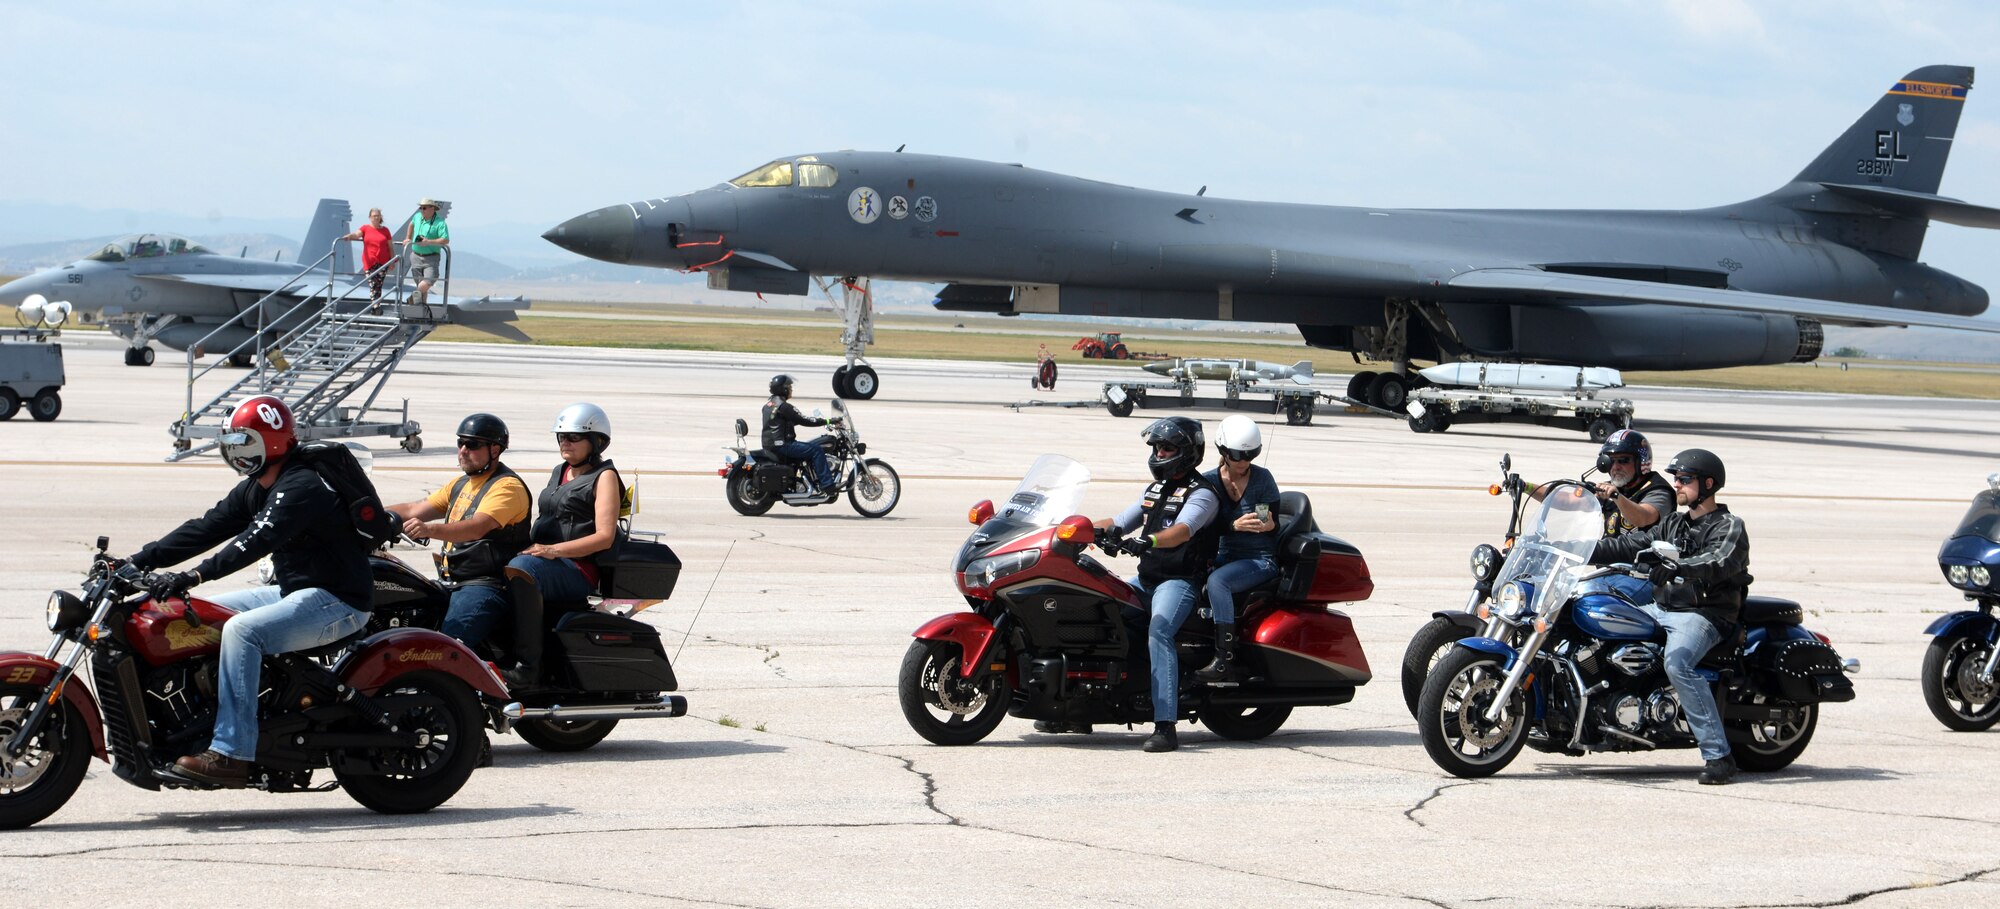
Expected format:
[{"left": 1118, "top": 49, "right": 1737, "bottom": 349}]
[
  {"left": 1922, "top": 473, "right": 2000, "bottom": 731},
  {"left": 1417, "top": 483, "right": 1857, "bottom": 778}
]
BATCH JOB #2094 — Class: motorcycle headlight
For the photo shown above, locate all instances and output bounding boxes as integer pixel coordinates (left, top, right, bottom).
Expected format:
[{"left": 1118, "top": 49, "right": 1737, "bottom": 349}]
[
  {"left": 961, "top": 548, "right": 1042, "bottom": 594},
  {"left": 1469, "top": 544, "right": 1501, "bottom": 584},
  {"left": 1496, "top": 580, "right": 1530, "bottom": 619},
  {"left": 46, "top": 590, "right": 87, "bottom": 633},
  {"left": 1975, "top": 566, "right": 1993, "bottom": 588},
  {"left": 1947, "top": 564, "right": 1971, "bottom": 587}
]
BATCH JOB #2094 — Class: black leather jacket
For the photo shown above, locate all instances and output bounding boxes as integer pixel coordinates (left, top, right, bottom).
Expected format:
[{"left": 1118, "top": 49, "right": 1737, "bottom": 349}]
[
  {"left": 761, "top": 396, "right": 826, "bottom": 450},
  {"left": 1592, "top": 504, "right": 1752, "bottom": 633},
  {"left": 133, "top": 461, "right": 373, "bottom": 611}
]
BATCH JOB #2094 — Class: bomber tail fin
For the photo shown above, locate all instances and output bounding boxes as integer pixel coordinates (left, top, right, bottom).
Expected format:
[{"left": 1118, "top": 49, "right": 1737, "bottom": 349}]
[
  {"left": 1792, "top": 65, "right": 1972, "bottom": 196},
  {"left": 298, "top": 198, "right": 354, "bottom": 273}
]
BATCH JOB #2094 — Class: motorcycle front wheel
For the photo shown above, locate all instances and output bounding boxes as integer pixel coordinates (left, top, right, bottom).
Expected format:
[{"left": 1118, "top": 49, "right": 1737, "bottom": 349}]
[
  {"left": 1400, "top": 616, "right": 1475, "bottom": 718},
  {"left": 898, "top": 639, "right": 1007, "bottom": 745},
  {"left": 724, "top": 470, "right": 776, "bottom": 516},
  {"left": 1418, "top": 646, "right": 1528, "bottom": 778},
  {"left": 0, "top": 683, "right": 91, "bottom": 830},
  {"left": 515, "top": 718, "right": 619, "bottom": 752},
  {"left": 1728, "top": 701, "right": 1817, "bottom": 772},
  {"left": 336, "top": 671, "right": 485, "bottom": 814},
  {"left": 1921, "top": 635, "right": 2000, "bottom": 731},
  {"left": 848, "top": 458, "right": 901, "bottom": 518}
]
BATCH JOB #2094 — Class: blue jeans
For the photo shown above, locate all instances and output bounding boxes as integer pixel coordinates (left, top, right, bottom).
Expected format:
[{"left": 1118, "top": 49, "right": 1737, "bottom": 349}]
[
  {"left": 1639, "top": 602, "right": 1731, "bottom": 761},
  {"left": 507, "top": 554, "right": 595, "bottom": 603},
  {"left": 204, "top": 586, "right": 368, "bottom": 760},
  {"left": 1206, "top": 555, "right": 1277, "bottom": 626},
  {"left": 1128, "top": 576, "right": 1199, "bottom": 722},
  {"left": 1581, "top": 573, "right": 1655, "bottom": 604},
  {"left": 441, "top": 582, "right": 509, "bottom": 651},
  {"left": 775, "top": 439, "right": 836, "bottom": 491}
]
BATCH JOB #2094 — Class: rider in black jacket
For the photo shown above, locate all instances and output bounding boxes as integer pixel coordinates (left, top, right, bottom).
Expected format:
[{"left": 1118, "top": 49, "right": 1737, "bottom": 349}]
[
  {"left": 1590, "top": 448, "right": 1750, "bottom": 785},
  {"left": 127, "top": 396, "right": 373, "bottom": 788},
  {"left": 761, "top": 374, "right": 839, "bottom": 495}
]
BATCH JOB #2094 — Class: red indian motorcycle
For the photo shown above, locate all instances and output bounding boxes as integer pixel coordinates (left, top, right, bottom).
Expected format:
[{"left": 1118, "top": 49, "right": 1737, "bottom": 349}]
[
  {"left": 0, "top": 537, "right": 503, "bottom": 830},
  {"left": 899, "top": 455, "right": 1375, "bottom": 745}
]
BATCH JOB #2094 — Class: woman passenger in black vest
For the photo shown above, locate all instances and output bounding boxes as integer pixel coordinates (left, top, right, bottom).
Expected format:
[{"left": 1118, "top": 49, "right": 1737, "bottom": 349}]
[{"left": 501, "top": 402, "right": 624, "bottom": 687}]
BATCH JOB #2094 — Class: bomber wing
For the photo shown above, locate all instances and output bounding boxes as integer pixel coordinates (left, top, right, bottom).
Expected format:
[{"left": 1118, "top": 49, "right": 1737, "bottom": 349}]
[{"left": 1448, "top": 268, "right": 2000, "bottom": 334}]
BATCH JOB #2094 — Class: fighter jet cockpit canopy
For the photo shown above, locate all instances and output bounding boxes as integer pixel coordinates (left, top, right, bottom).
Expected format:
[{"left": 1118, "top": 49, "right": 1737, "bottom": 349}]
[
  {"left": 84, "top": 234, "right": 212, "bottom": 262},
  {"left": 728, "top": 156, "right": 839, "bottom": 189}
]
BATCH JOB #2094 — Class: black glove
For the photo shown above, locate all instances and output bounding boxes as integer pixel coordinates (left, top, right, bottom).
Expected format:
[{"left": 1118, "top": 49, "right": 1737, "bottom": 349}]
[
  {"left": 1645, "top": 558, "right": 1679, "bottom": 588},
  {"left": 145, "top": 569, "right": 202, "bottom": 601},
  {"left": 1122, "top": 535, "right": 1155, "bottom": 557}
]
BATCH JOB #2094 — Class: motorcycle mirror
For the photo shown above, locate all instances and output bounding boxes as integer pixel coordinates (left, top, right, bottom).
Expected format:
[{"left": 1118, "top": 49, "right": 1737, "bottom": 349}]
[
  {"left": 1988, "top": 472, "right": 1999, "bottom": 492},
  {"left": 968, "top": 499, "right": 995, "bottom": 525},
  {"left": 1499, "top": 454, "right": 1511, "bottom": 472},
  {"left": 812, "top": 408, "right": 823, "bottom": 420},
  {"left": 831, "top": 399, "right": 846, "bottom": 414},
  {"left": 1650, "top": 540, "right": 1681, "bottom": 560},
  {"left": 734, "top": 418, "right": 748, "bottom": 438}
]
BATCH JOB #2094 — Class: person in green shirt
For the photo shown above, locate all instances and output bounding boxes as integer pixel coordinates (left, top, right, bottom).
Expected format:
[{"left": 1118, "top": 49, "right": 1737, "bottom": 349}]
[{"left": 409, "top": 198, "right": 450, "bottom": 304}]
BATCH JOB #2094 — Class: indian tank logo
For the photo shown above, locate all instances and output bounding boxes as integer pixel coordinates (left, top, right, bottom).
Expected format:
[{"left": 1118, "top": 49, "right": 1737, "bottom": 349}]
[
  {"left": 848, "top": 187, "right": 882, "bottom": 224},
  {"left": 398, "top": 648, "right": 449, "bottom": 663},
  {"left": 1898, "top": 103, "right": 1915, "bottom": 126},
  {"left": 163, "top": 620, "right": 221, "bottom": 650}
]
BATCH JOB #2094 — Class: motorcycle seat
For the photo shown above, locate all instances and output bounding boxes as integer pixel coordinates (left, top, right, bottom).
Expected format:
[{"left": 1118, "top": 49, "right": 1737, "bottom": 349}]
[
  {"left": 294, "top": 626, "right": 372, "bottom": 660},
  {"left": 1742, "top": 596, "right": 1803, "bottom": 626}
]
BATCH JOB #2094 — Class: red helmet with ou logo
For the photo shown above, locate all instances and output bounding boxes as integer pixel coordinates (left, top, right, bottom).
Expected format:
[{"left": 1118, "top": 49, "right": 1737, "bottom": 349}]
[{"left": 221, "top": 395, "right": 297, "bottom": 476}]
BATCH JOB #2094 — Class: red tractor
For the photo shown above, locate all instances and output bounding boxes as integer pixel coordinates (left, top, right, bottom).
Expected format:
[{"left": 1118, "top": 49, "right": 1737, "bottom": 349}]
[{"left": 1072, "top": 332, "right": 1132, "bottom": 360}]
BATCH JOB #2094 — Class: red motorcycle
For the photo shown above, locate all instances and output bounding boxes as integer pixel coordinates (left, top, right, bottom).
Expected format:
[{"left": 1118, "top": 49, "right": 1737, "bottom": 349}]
[
  {"left": 899, "top": 455, "right": 1375, "bottom": 745},
  {"left": 0, "top": 537, "right": 504, "bottom": 830}
]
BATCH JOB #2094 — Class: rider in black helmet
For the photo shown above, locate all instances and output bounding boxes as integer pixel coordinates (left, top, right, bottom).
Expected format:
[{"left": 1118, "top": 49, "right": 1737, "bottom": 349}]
[
  {"left": 761, "top": 374, "right": 840, "bottom": 496},
  {"left": 386, "top": 413, "right": 533, "bottom": 654},
  {"left": 1077, "top": 416, "right": 1222, "bottom": 753},
  {"left": 1591, "top": 448, "right": 1750, "bottom": 786}
]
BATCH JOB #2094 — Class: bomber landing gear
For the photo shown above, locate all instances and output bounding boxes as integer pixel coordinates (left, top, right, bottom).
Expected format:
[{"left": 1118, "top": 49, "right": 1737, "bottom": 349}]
[
  {"left": 124, "top": 347, "right": 155, "bottom": 367},
  {"left": 833, "top": 364, "right": 878, "bottom": 400},
  {"left": 827, "top": 276, "right": 880, "bottom": 400}
]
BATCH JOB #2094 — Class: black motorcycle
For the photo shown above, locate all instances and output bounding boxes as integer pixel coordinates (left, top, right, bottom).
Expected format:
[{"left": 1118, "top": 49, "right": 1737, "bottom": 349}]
[
  {"left": 721, "top": 398, "right": 900, "bottom": 517},
  {"left": 366, "top": 534, "right": 688, "bottom": 752}
]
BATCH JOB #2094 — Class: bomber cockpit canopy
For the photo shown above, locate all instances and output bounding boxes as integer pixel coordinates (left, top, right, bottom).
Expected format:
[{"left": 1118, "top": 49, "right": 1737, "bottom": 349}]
[
  {"left": 84, "top": 233, "right": 212, "bottom": 262},
  {"left": 728, "top": 155, "right": 839, "bottom": 189}
]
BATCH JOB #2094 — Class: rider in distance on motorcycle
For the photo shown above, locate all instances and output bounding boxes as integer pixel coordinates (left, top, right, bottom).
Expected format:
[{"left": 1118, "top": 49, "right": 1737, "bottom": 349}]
[
  {"left": 386, "top": 413, "right": 532, "bottom": 654},
  {"left": 1089, "top": 416, "right": 1224, "bottom": 753},
  {"left": 762, "top": 374, "right": 840, "bottom": 497},
  {"left": 126, "top": 395, "right": 374, "bottom": 787},
  {"left": 1589, "top": 448, "right": 1750, "bottom": 785}
]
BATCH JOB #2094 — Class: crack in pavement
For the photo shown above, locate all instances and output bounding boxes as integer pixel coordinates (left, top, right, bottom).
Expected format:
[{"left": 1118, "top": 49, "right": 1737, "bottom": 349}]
[
  {"left": 1596, "top": 861, "right": 2000, "bottom": 909},
  {"left": 1402, "top": 780, "right": 1478, "bottom": 828},
  {"left": 686, "top": 635, "right": 791, "bottom": 680}
]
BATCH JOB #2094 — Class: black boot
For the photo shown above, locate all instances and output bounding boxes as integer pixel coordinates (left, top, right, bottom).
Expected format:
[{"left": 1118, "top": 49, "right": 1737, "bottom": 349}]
[
  {"left": 1195, "top": 623, "right": 1238, "bottom": 683},
  {"left": 1699, "top": 754, "right": 1738, "bottom": 786},
  {"left": 501, "top": 567, "right": 544, "bottom": 689},
  {"left": 1142, "top": 721, "right": 1178, "bottom": 752}
]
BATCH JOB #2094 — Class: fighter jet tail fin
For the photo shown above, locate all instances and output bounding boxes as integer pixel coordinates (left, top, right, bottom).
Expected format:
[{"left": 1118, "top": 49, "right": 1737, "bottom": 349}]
[
  {"left": 298, "top": 199, "right": 355, "bottom": 273},
  {"left": 1791, "top": 65, "right": 1971, "bottom": 197}
]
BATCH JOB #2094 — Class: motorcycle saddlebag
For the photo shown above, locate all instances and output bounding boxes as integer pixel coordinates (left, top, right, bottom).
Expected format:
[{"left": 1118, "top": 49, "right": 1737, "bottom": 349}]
[
  {"left": 552, "top": 611, "right": 679, "bottom": 692},
  {"left": 1758, "top": 637, "right": 1854, "bottom": 703},
  {"left": 603, "top": 538, "right": 682, "bottom": 601},
  {"left": 752, "top": 462, "right": 793, "bottom": 496},
  {"left": 1278, "top": 533, "right": 1374, "bottom": 604}
]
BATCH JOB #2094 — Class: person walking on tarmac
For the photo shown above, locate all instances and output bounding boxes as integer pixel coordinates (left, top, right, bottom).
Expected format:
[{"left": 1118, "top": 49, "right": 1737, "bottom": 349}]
[
  {"left": 1196, "top": 415, "right": 1283, "bottom": 683},
  {"left": 1535, "top": 428, "right": 1675, "bottom": 603},
  {"left": 500, "top": 403, "right": 625, "bottom": 688},
  {"left": 385, "top": 413, "right": 532, "bottom": 654},
  {"left": 125, "top": 395, "right": 372, "bottom": 787},
  {"left": 762, "top": 374, "right": 839, "bottom": 497},
  {"left": 1088, "top": 416, "right": 1222, "bottom": 753},
  {"left": 1590, "top": 449, "right": 1750, "bottom": 785}
]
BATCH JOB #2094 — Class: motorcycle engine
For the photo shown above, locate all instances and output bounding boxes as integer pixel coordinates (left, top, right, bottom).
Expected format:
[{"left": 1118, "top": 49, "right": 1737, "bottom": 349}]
[
  {"left": 141, "top": 660, "right": 216, "bottom": 748},
  {"left": 1607, "top": 686, "right": 1682, "bottom": 734}
]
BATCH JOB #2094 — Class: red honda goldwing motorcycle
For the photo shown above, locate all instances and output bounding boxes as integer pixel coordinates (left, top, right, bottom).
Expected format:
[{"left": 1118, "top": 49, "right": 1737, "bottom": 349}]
[
  {"left": 0, "top": 537, "right": 504, "bottom": 830},
  {"left": 899, "top": 455, "right": 1375, "bottom": 745}
]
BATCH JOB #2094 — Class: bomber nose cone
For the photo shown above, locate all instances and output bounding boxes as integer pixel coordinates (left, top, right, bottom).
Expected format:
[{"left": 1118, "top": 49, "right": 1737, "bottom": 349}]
[{"left": 543, "top": 205, "right": 637, "bottom": 264}]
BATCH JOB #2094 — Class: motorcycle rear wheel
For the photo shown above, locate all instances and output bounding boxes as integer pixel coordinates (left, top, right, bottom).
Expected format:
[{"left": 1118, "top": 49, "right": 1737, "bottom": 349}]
[
  {"left": 725, "top": 471, "right": 776, "bottom": 516},
  {"left": 1728, "top": 701, "right": 1817, "bottom": 772},
  {"left": 899, "top": 639, "right": 1008, "bottom": 746},
  {"left": 1418, "top": 646, "right": 1528, "bottom": 778},
  {"left": 1200, "top": 704, "right": 1291, "bottom": 740},
  {"left": 1921, "top": 635, "right": 2000, "bottom": 731},
  {"left": 336, "top": 671, "right": 484, "bottom": 814},
  {"left": 848, "top": 458, "right": 901, "bottom": 518},
  {"left": 0, "top": 684, "right": 91, "bottom": 830},
  {"left": 1400, "top": 616, "right": 1475, "bottom": 718},
  {"left": 514, "top": 717, "right": 619, "bottom": 752}
]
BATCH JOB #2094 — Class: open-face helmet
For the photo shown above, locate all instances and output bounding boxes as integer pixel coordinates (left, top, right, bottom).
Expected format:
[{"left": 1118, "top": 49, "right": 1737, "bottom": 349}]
[
  {"left": 553, "top": 402, "right": 611, "bottom": 454},
  {"left": 1215, "top": 414, "right": 1262, "bottom": 463},
  {"left": 221, "top": 395, "right": 297, "bottom": 477},
  {"left": 1596, "top": 428, "right": 1652, "bottom": 477},
  {"left": 456, "top": 413, "right": 509, "bottom": 451}
]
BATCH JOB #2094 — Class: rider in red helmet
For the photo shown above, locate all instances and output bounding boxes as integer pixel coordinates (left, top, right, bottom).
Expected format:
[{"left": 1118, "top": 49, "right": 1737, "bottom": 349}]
[{"left": 127, "top": 395, "right": 374, "bottom": 788}]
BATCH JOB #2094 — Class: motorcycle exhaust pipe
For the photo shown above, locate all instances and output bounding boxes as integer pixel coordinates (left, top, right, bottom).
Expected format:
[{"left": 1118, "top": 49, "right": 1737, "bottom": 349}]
[
  {"left": 500, "top": 695, "right": 688, "bottom": 723},
  {"left": 1205, "top": 688, "right": 1357, "bottom": 708}
]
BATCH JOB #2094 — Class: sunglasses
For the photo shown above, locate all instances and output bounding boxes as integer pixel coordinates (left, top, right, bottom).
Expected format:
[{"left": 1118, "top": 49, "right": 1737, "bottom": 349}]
[
  {"left": 557, "top": 432, "right": 589, "bottom": 443},
  {"left": 1671, "top": 473, "right": 1700, "bottom": 486},
  {"left": 457, "top": 437, "right": 492, "bottom": 449},
  {"left": 1221, "top": 449, "right": 1256, "bottom": 462},
  {"left": 1608, "top": 455, "right": 1636, "bottom": 466}
]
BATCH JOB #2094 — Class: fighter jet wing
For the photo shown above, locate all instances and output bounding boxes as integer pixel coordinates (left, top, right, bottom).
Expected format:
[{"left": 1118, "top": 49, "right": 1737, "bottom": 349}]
[
  {"left": 1448, "top": 268, "right": 2000, "bottom": 334},
  {"left": 443, "top": 295, "right": 533, "bottom": 342}
]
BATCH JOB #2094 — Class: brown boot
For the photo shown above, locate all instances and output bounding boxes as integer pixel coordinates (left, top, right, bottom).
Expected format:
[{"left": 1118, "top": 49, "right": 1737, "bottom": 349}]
[{"left": 174, "top": 750, "right": 248, "bottom": 788}]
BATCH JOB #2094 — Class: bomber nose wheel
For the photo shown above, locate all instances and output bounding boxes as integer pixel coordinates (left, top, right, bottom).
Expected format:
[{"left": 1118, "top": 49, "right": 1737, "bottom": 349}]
[
  {"left": 1922, "top": 636, "right": 2000, "bottom": 731},
  {"left": 898, "top": 639, "right": 1009, "bottom": 745},
  {"left": 0, "top": 685, "right": 92, "bottom": 830},
  {"left": 1417, "top": 647, "right": 1528, "bottom": 777}
]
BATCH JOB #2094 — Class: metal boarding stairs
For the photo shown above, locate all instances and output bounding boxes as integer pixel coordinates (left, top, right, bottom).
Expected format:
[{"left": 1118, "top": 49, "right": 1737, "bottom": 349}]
[{"left": 168, "top": 224, "right": 456, "bottom": 461}]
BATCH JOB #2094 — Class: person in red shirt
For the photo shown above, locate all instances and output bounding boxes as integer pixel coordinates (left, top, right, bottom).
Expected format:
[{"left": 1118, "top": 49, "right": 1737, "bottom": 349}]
[{"left": 341, "top": 207, "right": 396, "bottom": 303}]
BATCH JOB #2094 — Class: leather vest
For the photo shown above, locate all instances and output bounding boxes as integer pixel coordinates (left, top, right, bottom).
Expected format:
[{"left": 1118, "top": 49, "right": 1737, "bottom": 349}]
[
  {"left": 1138, "top": 473, "right": 1222, "bottom": 582},
  {"left": 1606, "top": 472, "right": 1674, "bottom": 537},
  {"left": 761, "top": 396, "right": 794, "bottom": 451},
  {"left": 532, "top": 459, "right": 621, "bottom": 564}
]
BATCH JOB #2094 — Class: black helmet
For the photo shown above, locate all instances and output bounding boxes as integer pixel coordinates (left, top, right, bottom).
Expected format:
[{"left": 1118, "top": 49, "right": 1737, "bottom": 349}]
[
  {"left": 1141, "top": 416, "right": 1205, "bottom": 481},
  {"left": 456, "top": 412, "right": 509, "bottom": 450},
  {"left": 770, "top": 374, "right": 795, "bottom": 398},
  {"left": 1665, "top": 448, "right": 1725, "bottom": 504},
  {"left": 1596, "top": 428, "right": 1651, "bottom": 475}
]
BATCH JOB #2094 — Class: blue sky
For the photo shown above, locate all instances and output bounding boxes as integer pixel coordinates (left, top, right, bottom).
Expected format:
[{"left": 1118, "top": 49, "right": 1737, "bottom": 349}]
[{"left": 3, "top": 1, "right": 1996, "bottom": 293}]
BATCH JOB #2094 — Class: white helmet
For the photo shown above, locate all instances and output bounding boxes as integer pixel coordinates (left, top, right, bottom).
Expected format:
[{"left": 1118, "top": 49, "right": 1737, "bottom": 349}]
[
  {"left": 553, "top": 402, "right": 611, "bottom": 443},
  {"left": 1215, "top": 414, "right": 1262, "bottom": 462}
]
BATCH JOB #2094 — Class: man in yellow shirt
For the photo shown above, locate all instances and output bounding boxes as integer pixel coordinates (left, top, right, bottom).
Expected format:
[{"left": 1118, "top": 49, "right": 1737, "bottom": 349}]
[{"left": 387, "top": 413, "right": 531, "bottom": 653}]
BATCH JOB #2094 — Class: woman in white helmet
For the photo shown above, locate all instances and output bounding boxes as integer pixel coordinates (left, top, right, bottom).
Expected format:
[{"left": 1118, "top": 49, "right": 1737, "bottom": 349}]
[
  {"left": 1196, "top": 414, "right": 1283, "bottom": 682},
  {"left": 498, "top": 402, "right": 624, "bottom": 687}
]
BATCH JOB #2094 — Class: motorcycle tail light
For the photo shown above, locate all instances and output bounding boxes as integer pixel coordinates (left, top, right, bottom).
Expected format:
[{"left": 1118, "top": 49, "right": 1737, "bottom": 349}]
[
  {"left": 716, "top": 467, "right": 729, "bottom": 477},
  {"left": 968, "top": 499, "right": 995, "bottom": 525},
  {"left": 1812, "top": 631, "right": 1831, "bottom": 644}
]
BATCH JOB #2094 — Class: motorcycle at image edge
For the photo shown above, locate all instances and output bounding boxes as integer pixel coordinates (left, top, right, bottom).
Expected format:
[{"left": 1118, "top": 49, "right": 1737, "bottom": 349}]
[
  {"left": 897, "top": 454, "right": 1376, "bottom": 745},
  {"left": 1415, "top": 483, "right": 1859, "bottom": 778},
  {"left": 0, "top": 537, "right": 499, "bottom": 830},
  {"left": 721, "top": 398, "right": 901, "bottom": 518},
  {"left": 361, "top": 529, "right": 689, "bottom": 752},
  {"left": 1399, "top": 453, "right": 1532, "bottom": 717},
  {"left": 1921, "top": 472, "right": 2000, "bottom": 731}
]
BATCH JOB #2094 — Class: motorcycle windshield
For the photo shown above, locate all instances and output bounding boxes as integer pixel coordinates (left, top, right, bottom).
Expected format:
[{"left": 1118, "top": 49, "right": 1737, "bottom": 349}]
[
  {"left": 1493, "top": 484, "right": 1605, "bottom": 615},
  {"left": 1950, "top": 490, "right": 2000, "bottom": 544},
  {"left": 954, "top": 455, "right": 1092, "bottom": 569}
]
